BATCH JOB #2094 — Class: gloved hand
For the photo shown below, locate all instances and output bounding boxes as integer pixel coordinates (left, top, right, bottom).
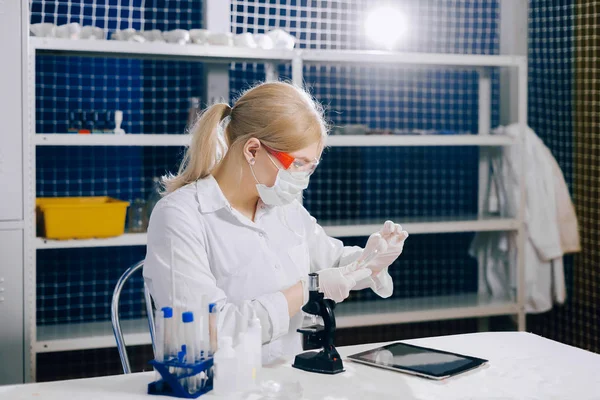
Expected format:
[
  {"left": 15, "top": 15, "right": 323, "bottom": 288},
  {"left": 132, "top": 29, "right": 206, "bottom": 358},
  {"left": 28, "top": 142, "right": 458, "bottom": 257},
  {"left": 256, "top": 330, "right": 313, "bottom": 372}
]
[
  {"left": 369, "top": 220, "right": 408, "bottom": 275},
  {"left": 316, "top": 264, "right": 373, "bottom": 303},
  {"left": 352, "top": 221, "right": 408, "bottom": 298}
]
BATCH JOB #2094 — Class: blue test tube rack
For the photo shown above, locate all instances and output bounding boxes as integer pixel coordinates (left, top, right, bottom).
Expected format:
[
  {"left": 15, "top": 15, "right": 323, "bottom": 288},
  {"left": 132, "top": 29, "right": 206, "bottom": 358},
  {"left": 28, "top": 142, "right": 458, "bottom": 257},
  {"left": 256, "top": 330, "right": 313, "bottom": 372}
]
[{"left": 148, "top": 356, "right": 214, "bottom": 399}]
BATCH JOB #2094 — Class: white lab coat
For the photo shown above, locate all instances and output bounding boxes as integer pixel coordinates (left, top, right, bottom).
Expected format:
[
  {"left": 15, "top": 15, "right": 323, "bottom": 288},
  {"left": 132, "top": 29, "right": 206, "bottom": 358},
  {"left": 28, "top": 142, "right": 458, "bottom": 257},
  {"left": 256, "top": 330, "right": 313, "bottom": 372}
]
[
  {"left": 470, "top": 124, "right": 580, "bottom": 313},
  {"left": 143, "top": 176, "right": 387, "bottom": 364}
]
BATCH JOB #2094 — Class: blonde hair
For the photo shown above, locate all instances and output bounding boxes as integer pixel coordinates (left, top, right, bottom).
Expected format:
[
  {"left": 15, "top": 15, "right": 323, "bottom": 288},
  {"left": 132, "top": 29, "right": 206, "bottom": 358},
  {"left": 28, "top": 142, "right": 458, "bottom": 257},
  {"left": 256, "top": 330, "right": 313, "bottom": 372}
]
[{"left": 163, "top": 81, "right": 327, "bottom": 193}]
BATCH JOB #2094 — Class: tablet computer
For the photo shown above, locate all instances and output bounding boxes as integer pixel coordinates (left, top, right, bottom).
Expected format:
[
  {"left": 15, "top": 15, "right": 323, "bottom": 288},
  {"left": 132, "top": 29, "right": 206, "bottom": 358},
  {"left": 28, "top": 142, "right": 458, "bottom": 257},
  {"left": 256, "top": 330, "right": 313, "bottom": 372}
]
[{"left": 348, "top": 342, "right": 488, "bottom": 380}]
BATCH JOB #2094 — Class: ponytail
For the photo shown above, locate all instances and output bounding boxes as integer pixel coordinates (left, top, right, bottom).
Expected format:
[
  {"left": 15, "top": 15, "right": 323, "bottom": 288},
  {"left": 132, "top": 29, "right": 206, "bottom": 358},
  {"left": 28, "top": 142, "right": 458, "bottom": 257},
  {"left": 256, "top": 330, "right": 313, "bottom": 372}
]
[{"left": 162, "top": 103, "right": 231, "bottom": 194}]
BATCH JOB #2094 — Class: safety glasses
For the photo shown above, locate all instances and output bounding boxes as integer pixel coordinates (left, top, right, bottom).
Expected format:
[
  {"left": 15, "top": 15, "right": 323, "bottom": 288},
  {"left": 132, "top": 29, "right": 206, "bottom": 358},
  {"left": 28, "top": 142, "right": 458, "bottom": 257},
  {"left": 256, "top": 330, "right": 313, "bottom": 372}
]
[{"left": 262, "top": 143, "right": 320, "bottom": 176}]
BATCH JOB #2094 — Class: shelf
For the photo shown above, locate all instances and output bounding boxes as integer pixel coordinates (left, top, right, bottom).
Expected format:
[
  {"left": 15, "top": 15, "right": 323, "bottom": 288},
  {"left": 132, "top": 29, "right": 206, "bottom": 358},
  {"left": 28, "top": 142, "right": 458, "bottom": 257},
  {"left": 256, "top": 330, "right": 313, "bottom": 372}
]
[
  {"left": 36, "top": 318, "right": 151, "bottom": 353},
  {"left": 35, "top": 215, "right": 517, "bottom": 249},
  {"left": 35, "top": 134, "right": 190, "bottom": 147},
  {"left": 31, "top": 37, "right": 296, "bottom": 62},
  {"left": 321, "top": 215, "right": 519, "bottom": 238},
  {"left": 35, "top": 293, "right": 516, "bottom": 352},
  {"left": 35, "top": 233, "right": 147, "bottom": 249},
  {"left": 326, "top": 134, "right": 515, "bottom": 147},
  {"left": 302, "top": 49, "right": 525, "bottom": 67},
  {"left": 336, "top": 293, "right": 518, "bottom": 328},
  {"left": 31, "top": 38, "right": 526, "bottom": 68},
  {"left": 36, "top": 133, "right": 514, "bottom": 147}
]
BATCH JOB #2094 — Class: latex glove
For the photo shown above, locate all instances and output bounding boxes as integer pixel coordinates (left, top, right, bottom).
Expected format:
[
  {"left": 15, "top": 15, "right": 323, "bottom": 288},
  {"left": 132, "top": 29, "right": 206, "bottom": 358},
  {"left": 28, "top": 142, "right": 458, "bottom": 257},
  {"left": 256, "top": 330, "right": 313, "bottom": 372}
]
[
  {"left": 366, "top": 220, "right": 408, "bottom": 275},
  {"left": 317, "top": 264, "right": 373, "bottom": 303},
  {"left": 351, "top": 222, "right": 408, "bottom": 298}
]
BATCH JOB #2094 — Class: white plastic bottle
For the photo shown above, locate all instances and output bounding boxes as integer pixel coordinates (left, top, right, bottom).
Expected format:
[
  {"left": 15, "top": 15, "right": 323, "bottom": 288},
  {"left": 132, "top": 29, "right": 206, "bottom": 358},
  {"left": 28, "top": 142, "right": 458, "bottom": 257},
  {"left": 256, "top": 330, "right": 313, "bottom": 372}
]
[
  {"left": 235, "top": 330, "right": 253, "bottom": 391},
  {"left": 247, "top": 313, "right": 262, "bottom": 384},
  {"left": 213, "top": 336, "right": 237, "bottom": 396}
]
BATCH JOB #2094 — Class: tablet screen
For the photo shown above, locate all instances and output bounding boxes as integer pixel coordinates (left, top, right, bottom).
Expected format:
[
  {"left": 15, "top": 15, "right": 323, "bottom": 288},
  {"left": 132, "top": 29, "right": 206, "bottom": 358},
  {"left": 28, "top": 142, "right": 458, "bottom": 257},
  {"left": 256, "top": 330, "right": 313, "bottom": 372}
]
[{"left": 349, "top": 342, "right": 487, "bottom": 378}]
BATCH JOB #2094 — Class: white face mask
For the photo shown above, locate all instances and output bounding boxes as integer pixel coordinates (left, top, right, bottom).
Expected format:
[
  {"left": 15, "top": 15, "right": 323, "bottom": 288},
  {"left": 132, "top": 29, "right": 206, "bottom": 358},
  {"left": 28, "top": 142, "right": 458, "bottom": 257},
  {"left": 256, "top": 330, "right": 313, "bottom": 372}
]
[{"left": 250, "top": 164, "right": 310, "bottom": 206}]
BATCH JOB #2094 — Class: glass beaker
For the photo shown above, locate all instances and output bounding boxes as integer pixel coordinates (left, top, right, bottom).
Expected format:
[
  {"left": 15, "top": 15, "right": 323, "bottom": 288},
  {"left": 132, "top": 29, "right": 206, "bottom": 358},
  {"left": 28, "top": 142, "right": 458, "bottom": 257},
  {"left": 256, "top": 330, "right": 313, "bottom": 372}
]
[{"left": 128, "top": 198, "right": 147, "bottom": 233}]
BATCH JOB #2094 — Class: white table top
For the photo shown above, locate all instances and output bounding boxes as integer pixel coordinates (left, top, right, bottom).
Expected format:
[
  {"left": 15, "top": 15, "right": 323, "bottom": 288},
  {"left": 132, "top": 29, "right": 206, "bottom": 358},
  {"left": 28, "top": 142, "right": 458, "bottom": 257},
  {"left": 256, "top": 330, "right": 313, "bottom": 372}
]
[{"left": 3, "top": 332, "right": 600, "bottom": 400}]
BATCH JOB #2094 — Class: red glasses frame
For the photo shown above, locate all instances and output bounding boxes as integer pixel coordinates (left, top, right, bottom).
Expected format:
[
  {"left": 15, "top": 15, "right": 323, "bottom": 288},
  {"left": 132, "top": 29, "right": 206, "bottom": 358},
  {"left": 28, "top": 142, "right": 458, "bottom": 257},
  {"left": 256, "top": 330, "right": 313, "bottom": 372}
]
[{"left": 262, "top": 145, "right": 295, "bottom": 169}]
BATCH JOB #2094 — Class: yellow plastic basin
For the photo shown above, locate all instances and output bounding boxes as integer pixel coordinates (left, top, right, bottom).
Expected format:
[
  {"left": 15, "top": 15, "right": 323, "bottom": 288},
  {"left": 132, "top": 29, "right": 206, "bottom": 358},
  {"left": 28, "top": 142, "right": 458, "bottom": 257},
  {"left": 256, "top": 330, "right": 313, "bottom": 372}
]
[{"left": 36, "top": 197, "right": 130, "bottom": 240}]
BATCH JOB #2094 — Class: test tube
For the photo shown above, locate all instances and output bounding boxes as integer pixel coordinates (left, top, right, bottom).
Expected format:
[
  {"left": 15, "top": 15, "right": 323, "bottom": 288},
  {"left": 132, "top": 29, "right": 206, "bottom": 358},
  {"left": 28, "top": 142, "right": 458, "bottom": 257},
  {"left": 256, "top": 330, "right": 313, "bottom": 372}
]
[
  {"left": 199, "top": 295, "right": 209, "bottom": 359},
  {"left": 162, "top": 307, "right": 176, "bottom": 359},
  {"left": 182, "top": 311, "right": 197, "bottom": 393},
  {"left": 209, "top": 303, "right": 219, "bottom": 356},
  {"left": 154, "top": 309, "right": 165, "bottom": 382}
]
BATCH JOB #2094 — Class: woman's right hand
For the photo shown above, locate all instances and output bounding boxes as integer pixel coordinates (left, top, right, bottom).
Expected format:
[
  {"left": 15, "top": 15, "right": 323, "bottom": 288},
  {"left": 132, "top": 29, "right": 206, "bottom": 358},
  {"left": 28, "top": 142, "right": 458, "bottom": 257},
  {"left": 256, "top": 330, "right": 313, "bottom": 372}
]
[{"left": 316, "top": 264, "right": 373, "bottom": 303}]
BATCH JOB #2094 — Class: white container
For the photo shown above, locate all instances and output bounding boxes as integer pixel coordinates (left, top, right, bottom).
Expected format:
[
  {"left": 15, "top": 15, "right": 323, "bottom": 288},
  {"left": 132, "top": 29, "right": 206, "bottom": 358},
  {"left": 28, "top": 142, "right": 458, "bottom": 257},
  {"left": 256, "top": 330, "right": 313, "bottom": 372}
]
[
  {"left": 55, "top": 23, "right": 81, "bottom": 40},
  {"left": 234, "top": 331, "right": 253, "bottom": 391},
  {"left": 30, "top": 23, "right": 56, "bottom": 38},
  {"left": 142, "top": 29, "right": 165, "bottom": 42},
  {"left": 213, "top": 336, "right": 238, "bottom": 396},
  {"left": 114, "top": 110, "right": 126, "bottom": 135},
  {"left": 112, "top": 28, "right": 145, "bottom": 42},
  {"left": 164, "top": 29, "right": 190, "bottom": 45},
  {"left": 233, "top": 32, "right": 257, "bottom": 48},
  {"left": 207, "top": 32, "right": 233, "bottom": 46},
  {"left": 266, "top": 28, "right": 296, "bottom": 50},
  {"left": 80, "top": 26, "right": 105, "bottom": 40},
  {"left": 254, "top": 34, "right": 274, "bottom": 49},
  {"left": 190, "top": 29, "right": 210, "bottom": 44}
]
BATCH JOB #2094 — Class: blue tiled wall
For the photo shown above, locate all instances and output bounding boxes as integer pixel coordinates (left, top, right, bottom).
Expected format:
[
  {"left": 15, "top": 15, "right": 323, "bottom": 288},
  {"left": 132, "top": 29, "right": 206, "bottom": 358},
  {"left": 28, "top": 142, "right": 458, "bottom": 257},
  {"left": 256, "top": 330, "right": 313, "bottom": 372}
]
[{"left": 34, "top": 0, "right": 499, "bottom": 325}]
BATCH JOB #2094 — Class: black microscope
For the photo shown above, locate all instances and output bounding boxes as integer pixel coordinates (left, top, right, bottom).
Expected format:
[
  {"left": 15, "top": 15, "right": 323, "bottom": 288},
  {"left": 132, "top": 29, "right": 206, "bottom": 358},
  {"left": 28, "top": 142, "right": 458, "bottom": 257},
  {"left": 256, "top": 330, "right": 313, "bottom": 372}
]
[{"left": 292, "top": 273, "right": 345, "bottom": 374}]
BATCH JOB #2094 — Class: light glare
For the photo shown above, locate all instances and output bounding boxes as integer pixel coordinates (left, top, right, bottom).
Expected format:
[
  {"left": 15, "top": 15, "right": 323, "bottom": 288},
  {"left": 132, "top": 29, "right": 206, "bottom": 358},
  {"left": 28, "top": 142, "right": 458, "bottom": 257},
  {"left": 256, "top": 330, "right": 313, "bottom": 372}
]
[{"left": 365, "top": 7, "right": 408, "bottom": 50}]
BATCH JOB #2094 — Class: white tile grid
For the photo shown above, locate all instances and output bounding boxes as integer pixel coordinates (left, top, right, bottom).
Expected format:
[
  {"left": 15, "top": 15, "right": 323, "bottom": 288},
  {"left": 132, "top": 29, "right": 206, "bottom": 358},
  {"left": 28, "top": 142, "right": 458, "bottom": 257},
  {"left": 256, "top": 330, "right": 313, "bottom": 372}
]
[
  {"left": 30, "top": 0, "right": 145, "bottom": 33},
  {"left": 342, "top": 233, "right": 477, "bottom": 303},
  {"left": 35, "top": 57, "right": 203, "bottom": 135},
  {"left": 33, "top": 1, "right": 501, "bottom": 328},
  {"left": 303, "top": 64, "right": 480, "bottom": 131},
  {"left": 230, "top": 0, "right": 499, "bottom": 309},
  {"left": 304, "top": 146, "right": 478, "bottom": 221},
  {"left": 37, "top": 247, "right": 147, "bottom": 325},
  {"left": 30, "top": 0, "right": 203, "bottom": 32},
  {"left": 35, "top": 55, "right": 142, "bottom": 134},
  {"left": 231, "top": 0, "right": 499, "bottom": 53},
  {"left": 36, "top": 146, "right": 143, "bottom": 200},
  {"left": 140, "top": 60, "right": 204, "bottom": 135}
]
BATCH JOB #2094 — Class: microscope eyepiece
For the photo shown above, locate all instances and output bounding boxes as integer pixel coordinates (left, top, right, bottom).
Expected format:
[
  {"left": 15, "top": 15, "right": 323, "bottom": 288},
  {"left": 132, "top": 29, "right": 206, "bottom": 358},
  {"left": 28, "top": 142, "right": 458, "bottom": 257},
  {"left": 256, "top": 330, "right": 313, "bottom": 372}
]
[{"left": 308, "top": 273, "right": 319, "bottom": 291}]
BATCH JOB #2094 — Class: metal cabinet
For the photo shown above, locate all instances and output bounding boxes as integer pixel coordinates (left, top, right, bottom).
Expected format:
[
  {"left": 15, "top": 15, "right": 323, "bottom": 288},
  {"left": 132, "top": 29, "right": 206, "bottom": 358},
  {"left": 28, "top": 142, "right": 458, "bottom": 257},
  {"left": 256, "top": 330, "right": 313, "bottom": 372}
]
[
  {"left": 0, "top": 0, "right": 26, "bottom": 385},
  {"left": 0, "top": 0, "right": 24, "bottom": 221},
  {"left": 0, "top": 229, "right": 24, "bottom": 384}
]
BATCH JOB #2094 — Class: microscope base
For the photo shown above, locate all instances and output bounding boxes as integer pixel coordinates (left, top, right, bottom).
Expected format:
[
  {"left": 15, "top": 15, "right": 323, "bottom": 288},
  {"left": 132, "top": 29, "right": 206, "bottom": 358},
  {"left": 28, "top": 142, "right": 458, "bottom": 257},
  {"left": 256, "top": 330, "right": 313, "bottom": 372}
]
[{"left": 292, "top": 349, "right": 345, "bottom": 375}]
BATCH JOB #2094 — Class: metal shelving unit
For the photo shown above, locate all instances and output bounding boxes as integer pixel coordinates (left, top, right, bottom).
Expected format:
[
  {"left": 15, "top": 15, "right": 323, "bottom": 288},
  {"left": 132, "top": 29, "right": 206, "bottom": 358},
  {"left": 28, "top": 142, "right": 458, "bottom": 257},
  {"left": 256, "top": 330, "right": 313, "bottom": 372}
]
[
  {"left": 25, "top": 36, "right": 528, "bottom": 374},
  {"left": 36, "top": 133, "right": 516, "bottom": 147},
  {"left": 35, "top": 293, "right": 516, "bottom": 354},
  {"left": 35, "top": 215, "right": 519, "bottom": 250},
  {"left": 35, "top": 133, "right": 191, "bottom": 147}
]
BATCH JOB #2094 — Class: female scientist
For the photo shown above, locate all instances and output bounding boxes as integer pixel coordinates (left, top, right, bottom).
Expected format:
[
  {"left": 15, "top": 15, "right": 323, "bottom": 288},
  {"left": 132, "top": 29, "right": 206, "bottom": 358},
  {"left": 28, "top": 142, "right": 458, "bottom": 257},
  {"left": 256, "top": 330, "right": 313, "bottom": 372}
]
[{"left": 143, "top": 82, "right": 408, "bottom": 364}]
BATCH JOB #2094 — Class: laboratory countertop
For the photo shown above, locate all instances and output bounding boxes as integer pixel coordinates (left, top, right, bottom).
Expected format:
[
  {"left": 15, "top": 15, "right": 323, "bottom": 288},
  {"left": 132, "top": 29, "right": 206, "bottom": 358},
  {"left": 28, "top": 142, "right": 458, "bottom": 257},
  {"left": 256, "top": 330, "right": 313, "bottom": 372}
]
[{"left": 3, "top": 332, "right": 600, "bottom": 400}]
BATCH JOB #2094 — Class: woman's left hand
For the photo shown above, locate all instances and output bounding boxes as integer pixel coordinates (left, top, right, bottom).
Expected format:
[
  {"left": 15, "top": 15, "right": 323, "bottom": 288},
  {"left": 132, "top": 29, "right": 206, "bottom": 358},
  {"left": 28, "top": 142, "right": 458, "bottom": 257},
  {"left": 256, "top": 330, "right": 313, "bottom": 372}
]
[{"left": 362, "top": 220, "right": 408, "bottom": 275}]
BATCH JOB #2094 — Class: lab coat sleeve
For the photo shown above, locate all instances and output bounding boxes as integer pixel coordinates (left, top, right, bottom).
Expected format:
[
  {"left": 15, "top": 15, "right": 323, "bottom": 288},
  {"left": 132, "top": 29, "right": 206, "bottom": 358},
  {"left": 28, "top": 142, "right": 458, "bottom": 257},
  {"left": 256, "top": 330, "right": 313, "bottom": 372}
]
[
  {"left": 292, "top": 202, "right": 361, "bottom": 271},
  {"left": 294, "top": 202, "right": 392, "bottom": 297},
  {"left": 143, "top": 202, "right": 289, "bottom": 344}
]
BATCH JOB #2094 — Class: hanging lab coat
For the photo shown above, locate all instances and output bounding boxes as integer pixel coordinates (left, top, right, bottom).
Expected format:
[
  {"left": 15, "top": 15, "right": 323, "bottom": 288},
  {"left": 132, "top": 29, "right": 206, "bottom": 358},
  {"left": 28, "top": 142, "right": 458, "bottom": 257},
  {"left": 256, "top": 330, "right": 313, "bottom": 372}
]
[
  {"left": 143, "top": 176, "right": 387, "bottom": 365},
  {"left": 470, "top": 124, "right": 580, "bottom": 313}
]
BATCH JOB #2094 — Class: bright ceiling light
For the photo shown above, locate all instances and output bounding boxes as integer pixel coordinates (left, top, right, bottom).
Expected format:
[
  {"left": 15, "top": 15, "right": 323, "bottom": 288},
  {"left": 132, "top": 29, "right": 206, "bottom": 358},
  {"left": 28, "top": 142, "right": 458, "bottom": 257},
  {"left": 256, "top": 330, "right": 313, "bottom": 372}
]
[{"left": 365, "top": 6, "right": 408, "bottom": 50}]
